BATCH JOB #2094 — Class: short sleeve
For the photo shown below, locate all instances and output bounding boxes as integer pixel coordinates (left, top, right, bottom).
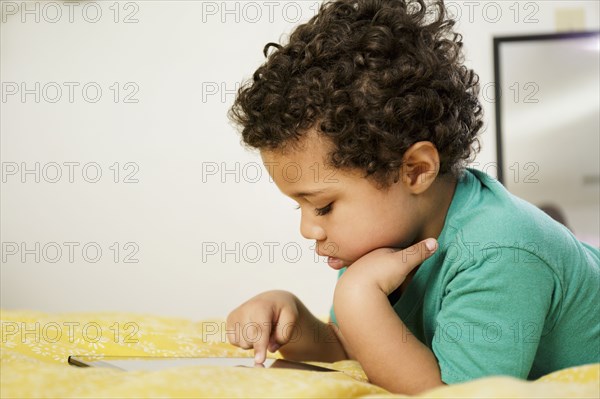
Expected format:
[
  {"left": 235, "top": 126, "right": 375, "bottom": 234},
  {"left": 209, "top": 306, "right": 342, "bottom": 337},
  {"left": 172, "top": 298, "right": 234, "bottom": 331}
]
[
  {"left": 329, "top": 268, "right": 347, "bottom": 325},
  {"left": 329, "top": 303, "right": 338, "bottom": 325},
  {"left": 432, "top": 248, "right": 557, "bottom": 384}
]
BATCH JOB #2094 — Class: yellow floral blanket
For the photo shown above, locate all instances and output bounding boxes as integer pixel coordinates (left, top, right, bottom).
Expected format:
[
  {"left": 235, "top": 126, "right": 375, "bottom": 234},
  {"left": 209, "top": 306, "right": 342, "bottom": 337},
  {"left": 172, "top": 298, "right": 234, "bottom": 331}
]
[{"left": 1, "top": 310, "right": 598, "bottom": 398}]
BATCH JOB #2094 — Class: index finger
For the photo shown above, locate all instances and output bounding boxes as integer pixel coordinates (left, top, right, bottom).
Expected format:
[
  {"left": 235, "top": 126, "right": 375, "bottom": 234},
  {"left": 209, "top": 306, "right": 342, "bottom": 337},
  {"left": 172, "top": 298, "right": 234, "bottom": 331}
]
[{"left": 251, "top": 314, "right": 273, "bottom": 364}]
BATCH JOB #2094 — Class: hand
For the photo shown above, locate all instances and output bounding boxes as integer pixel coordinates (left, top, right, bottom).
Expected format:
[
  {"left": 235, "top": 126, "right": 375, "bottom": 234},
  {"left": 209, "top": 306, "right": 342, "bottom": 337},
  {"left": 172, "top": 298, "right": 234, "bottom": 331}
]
[
  {"left": 336, "top": 238, "right": 438, "bottom": 296},
  {"left": 226, "top": 290, "right": 301, "bottom": 364}
]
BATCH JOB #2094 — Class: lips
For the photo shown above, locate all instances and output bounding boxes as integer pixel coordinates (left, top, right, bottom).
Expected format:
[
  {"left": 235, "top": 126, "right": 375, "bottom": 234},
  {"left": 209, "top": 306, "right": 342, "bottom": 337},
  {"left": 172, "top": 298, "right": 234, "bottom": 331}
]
[
  {"left": 327, "top": 257, "right": 344, "bottom": 270},
  {"left": 316, "top": 244, "right": 345, "bottom": 269}
]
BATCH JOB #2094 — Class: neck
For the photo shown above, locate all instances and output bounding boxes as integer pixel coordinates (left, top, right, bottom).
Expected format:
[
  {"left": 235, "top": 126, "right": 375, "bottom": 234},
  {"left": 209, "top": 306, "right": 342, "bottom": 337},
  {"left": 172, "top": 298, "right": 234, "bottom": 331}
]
[{"left": 417, "top": 173, "right": 458, "bottom": 242}]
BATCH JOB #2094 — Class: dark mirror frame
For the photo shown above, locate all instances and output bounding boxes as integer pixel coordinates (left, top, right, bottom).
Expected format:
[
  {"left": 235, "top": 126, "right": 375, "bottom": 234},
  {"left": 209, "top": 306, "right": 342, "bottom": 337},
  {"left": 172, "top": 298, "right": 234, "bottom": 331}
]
[{"left": 493, "top": 31, "right": 600, "bottom": 184}]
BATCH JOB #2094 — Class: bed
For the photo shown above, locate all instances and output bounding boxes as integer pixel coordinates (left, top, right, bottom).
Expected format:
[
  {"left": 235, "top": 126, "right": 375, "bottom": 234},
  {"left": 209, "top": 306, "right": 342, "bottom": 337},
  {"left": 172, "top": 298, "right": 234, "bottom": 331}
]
[{"left": 1, "top": 309, "right": 598, "bottom": 398}]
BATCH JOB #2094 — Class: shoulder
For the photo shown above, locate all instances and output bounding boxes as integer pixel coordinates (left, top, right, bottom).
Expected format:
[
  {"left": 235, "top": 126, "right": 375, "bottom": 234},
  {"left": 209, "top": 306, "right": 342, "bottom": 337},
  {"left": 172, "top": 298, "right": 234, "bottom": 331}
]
[
  {"left": 443, "top": 168, "right": 595, "bottom": 277},
  {"left": 435, "top": 168, "right": 600, "bottom": 323}
]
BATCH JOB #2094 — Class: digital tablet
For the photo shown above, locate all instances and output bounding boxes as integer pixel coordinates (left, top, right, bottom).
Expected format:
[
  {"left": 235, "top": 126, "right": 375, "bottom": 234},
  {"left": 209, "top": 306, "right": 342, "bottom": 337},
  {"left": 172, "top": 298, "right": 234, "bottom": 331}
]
[{"left": 67, "top": 356, "right": 339, "bottom": 372}]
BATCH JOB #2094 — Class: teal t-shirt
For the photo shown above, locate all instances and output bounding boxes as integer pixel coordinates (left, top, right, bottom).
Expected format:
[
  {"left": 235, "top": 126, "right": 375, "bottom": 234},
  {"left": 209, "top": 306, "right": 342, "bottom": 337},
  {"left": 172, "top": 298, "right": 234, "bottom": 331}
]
[{"left": 330, "top": 168, "right": 600, "bottom": 384}]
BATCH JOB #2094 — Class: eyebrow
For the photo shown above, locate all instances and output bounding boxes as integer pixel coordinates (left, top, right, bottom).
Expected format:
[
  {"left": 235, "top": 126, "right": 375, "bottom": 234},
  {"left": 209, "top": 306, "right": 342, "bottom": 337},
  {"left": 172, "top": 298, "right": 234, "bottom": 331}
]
[{"left": 290, "top": 189, "right": 329, "bottom": 198}]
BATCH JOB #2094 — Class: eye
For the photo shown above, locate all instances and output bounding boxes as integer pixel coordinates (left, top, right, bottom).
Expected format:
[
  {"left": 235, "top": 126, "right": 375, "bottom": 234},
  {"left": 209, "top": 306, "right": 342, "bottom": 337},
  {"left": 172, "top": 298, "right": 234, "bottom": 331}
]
[
  {"left": 293, "top": 203, "right": 333, "bottom": 215},
  {"left": 315, "top": 203, "right": 333, "bottom": 216}
]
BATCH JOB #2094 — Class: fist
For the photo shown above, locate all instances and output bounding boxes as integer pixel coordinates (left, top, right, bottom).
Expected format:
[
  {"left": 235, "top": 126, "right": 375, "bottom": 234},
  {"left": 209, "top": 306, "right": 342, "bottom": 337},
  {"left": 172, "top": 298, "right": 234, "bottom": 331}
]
[{"left": 226, "top": 290, "right": 301, "bottom": 364}]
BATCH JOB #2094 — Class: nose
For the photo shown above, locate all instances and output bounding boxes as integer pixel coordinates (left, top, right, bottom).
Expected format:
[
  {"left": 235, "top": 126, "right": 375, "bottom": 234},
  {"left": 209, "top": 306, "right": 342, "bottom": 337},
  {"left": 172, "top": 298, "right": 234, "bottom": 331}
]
[{"left": 299, "top": 210, "right": 326, "bottom": 241}]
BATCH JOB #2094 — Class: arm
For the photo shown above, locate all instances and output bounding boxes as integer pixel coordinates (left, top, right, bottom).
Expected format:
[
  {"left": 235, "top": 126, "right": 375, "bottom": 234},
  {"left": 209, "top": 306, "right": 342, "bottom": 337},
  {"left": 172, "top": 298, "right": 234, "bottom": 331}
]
[
  {"left": 334, "top": 242, "right": 556, "bottom": 392},
  {"left": 333, "top": 240, "right": 444, "bottom": 395},
  {"left": 334, "top": 270, "right": 444, "bottom": 394}
]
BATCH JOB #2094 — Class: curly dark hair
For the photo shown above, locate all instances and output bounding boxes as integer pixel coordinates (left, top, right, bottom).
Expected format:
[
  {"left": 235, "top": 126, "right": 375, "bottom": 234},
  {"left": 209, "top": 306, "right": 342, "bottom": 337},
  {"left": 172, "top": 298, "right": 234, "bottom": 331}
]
[{"left": 228, "top": 0, "right": 483, "bottom": 188}]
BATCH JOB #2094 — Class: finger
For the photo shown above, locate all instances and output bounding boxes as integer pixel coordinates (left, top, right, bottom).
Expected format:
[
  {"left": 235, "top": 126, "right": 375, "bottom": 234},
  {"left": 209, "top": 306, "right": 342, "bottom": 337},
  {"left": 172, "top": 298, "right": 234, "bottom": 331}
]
[
  {"left": 394, "top": 238, "right": 437, "bottom": 270},
  {"left": 267, "top": 336, "right": 281, "bottom": 353},
  {"left": 250, "top": 310, "right": 273, "bottom": 364},
  {"left": 225, "top": 316, "right": 242, "bottom": 347},
  {"left": 267, "top": 334, "right": 281, "bottom": 353},
  {"left": 375, "top": 239, "right": 438, "bottom": 295},
  {"left": 271, "top": 307, "right": 298, "bottom": 349}
]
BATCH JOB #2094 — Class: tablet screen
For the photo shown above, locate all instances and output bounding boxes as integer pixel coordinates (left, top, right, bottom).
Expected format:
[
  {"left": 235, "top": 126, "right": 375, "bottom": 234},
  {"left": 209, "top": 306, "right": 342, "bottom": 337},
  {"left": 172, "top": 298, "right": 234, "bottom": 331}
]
[{"left": 68, "top": 356, "right": 338, "bottom": 372}]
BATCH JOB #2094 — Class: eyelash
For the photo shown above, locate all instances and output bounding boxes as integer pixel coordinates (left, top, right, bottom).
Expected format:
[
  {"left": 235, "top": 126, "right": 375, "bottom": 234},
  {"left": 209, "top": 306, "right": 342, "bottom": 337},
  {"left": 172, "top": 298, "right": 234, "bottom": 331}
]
[{"left": 294, "top": 203, "right": 333, "bottom": 216}]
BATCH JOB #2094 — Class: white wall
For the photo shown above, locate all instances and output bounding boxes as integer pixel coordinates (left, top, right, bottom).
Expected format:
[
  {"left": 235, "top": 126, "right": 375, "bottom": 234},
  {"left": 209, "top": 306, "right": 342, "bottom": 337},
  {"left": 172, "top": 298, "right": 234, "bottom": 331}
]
[{"left": 1, "top": 1, "right": 598, "bottom": 321}]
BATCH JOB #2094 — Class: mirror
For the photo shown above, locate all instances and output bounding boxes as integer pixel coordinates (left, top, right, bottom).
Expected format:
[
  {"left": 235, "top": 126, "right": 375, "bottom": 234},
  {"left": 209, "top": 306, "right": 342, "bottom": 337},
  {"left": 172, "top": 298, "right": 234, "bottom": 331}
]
[{"left": 494, "top": 32, "right": 600, "bottom": 246}]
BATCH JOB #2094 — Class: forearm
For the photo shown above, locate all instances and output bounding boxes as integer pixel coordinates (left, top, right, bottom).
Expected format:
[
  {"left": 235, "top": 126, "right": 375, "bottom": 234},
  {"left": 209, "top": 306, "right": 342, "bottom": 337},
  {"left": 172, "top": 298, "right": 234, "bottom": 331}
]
[
  {"left": 334, "top": 283, "right": 443, "bottom": 394},
  {"left": 277, "top": 298, "right": 348, "bottom": 362}
]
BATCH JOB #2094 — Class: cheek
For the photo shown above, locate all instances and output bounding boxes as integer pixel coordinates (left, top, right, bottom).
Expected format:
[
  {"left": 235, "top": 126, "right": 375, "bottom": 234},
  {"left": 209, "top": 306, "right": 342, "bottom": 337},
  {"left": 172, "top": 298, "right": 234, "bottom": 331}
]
[
  {"left": 344, "top": 207, "right": 416, "bottom": 255},
  {"left": 325, "top": 216, "right": 390, "bottom": 260},
  {"left": 325, "top": 221, "right": 372, "bottom": 261}
]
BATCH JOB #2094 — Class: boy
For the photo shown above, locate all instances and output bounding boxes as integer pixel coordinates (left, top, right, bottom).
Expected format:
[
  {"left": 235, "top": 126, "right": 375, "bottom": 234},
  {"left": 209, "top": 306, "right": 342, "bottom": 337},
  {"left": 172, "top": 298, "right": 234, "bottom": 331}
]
[{"left": 225, "top": 0, "right": 600, "bottom": 394}]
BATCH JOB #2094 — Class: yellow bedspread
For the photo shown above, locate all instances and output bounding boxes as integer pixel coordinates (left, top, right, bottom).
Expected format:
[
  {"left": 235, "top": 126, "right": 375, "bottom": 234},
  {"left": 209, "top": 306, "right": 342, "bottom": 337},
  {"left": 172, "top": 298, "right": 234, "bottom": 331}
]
[{"left": 1, "top": 310, "right": 598, "bottom": 398}]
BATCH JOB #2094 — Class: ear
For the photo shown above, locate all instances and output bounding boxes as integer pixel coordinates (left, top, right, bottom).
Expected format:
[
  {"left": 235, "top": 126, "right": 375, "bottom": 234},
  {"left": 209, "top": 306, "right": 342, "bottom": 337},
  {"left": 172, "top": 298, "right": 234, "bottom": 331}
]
[{"left": 400, "top": 141, "right": 440, "bottom": 194}]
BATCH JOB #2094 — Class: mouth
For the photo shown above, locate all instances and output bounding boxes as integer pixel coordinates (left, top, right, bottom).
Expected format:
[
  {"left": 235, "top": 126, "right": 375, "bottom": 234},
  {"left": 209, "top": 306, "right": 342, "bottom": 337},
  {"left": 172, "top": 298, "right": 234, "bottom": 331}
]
[
  {"left": 326, "top": 257, "right": 345, "bottom": 270},
  {"left": 316, "top": 246, "right": 345, "bottom": 270}
]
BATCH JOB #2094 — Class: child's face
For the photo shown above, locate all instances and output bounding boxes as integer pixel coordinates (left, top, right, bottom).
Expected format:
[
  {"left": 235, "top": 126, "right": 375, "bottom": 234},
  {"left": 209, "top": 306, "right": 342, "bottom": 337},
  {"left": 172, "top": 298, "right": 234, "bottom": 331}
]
[{"left": 261, "top": 131, "right": 426, "bottom": 269}]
